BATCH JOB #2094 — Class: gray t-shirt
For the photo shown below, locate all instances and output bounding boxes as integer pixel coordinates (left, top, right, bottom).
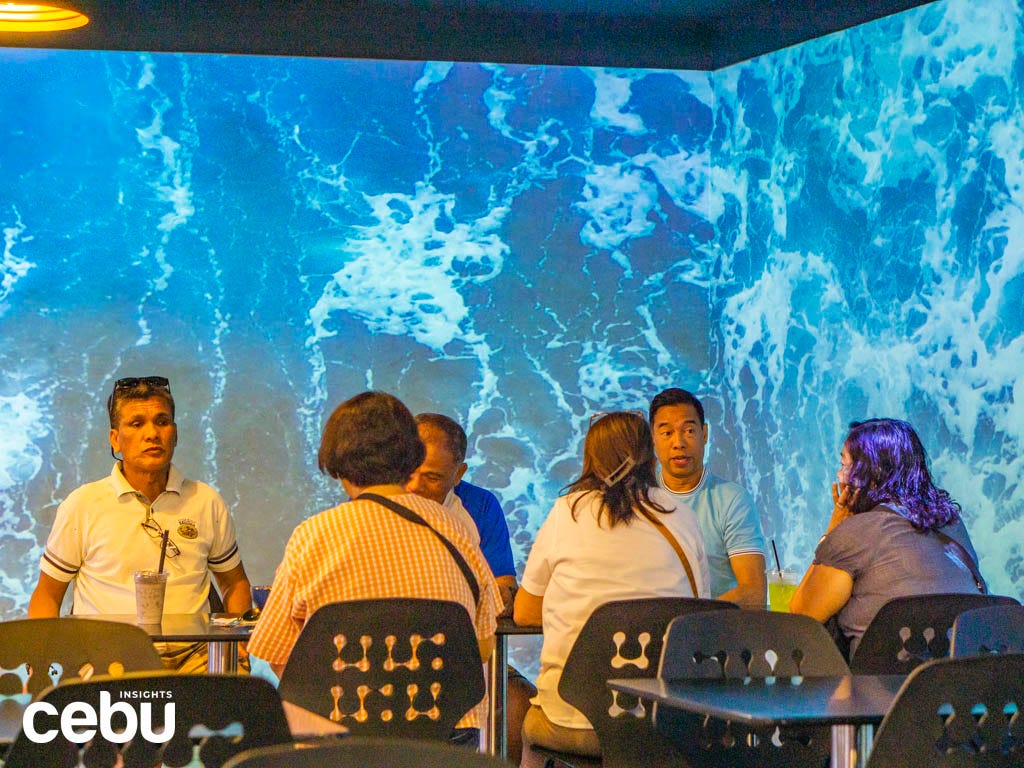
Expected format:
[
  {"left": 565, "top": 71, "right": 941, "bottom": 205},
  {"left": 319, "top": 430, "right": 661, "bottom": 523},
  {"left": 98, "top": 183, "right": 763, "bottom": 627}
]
[{"left": 814, "top": 505, "right": 980, "bottom": 655}]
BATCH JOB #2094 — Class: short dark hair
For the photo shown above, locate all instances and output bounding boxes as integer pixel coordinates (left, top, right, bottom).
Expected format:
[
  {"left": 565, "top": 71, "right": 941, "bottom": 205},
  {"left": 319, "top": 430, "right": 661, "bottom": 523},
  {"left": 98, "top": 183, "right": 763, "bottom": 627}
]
[
  {"left": 107, "top": 378, "right": 175, "bottom": 429},
  {"left": 318, "top": 391, "right": 426, "bottom": 486},
  {"left": 414, "top": 413, "right": 468, "bottom": 463},
  {"left": 649, "top": 388, "right": 705, "bottom": 426}
]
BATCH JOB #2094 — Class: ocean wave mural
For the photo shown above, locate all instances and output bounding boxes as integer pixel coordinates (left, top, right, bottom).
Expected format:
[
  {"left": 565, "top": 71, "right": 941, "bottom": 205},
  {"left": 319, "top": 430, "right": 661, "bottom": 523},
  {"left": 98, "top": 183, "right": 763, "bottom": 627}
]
[
  {"left": 0, "top": 0, "right": 1022, "bottom": 627},
  {"left": 710, "top": 0, "right": 1024, "bottom": 595}
]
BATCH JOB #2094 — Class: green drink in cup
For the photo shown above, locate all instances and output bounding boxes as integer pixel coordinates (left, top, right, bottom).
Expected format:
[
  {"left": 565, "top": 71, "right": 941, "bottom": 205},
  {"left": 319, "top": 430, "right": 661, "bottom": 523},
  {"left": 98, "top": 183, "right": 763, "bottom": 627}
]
[{"left": 767, "top": 568, "right": 799, "bottom": 612}]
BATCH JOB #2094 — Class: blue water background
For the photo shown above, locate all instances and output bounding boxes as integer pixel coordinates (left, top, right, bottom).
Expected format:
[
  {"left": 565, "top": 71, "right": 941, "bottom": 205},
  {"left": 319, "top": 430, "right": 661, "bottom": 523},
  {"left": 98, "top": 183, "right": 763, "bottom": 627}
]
[{"left": 1, "top": 0, "right": 1022, "bottom": 646}]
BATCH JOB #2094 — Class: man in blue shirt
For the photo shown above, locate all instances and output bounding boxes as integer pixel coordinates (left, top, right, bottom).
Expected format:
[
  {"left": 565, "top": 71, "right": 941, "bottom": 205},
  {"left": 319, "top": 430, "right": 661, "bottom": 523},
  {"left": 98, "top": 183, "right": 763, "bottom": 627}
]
[
  {"left": 649, "top": 388, "right": 767, "bottom": 608},
  {"left": 452, "top": 481, "right": 517, "bottom": 591},
  {"left": 408, "top": 413, "right": 518, "bottom": 612},
  {"left": 408, "top": 413, "right": 531, "bottom": 763}
]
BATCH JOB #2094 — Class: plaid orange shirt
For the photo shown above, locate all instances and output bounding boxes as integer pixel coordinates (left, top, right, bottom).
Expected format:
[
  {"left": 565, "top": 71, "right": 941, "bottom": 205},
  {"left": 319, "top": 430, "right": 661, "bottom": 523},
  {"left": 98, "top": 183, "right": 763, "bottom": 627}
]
[{"left": 248, "top": 492, "right": 499, "bottom": 728}]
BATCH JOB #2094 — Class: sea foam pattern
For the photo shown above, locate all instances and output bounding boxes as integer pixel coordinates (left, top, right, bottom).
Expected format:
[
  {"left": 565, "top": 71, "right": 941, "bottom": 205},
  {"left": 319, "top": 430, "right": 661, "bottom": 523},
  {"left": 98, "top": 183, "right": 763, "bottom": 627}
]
[
  {"left": 0, "top": 52, "right": 713, "bottom": 618},
  {"left": 710, "top": 0, "right": 1024, "bottom": 596},
  {"left": 0, "top": 0, "right": 1022, "bottom": 623}
]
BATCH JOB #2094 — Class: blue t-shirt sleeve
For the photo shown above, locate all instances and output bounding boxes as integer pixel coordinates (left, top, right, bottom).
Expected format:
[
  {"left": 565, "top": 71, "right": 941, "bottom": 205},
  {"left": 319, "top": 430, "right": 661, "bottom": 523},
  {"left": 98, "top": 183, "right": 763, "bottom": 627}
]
[
  {"left": 722, "top": 485, "right": 766, "bottom": 558},
  {"left": 455, "top": 482, "right": 516, "bottom": 578}
]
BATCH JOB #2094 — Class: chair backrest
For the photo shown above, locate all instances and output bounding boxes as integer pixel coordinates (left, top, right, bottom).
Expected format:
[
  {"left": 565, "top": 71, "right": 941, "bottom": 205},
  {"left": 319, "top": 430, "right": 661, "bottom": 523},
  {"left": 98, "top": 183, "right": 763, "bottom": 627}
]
[
  {"left": 4, "top": 671, "right": 293, "bottom": 768},
  {"left": 277, "top": 598, "right": 486, "bottom": 740},
  {"left": 223, "top": 737, "right": 509, "bottom": 768},
  {"left": 557, "top": 597, "right": 737, "bottom": 768},
  {"left": 0, "top": 618, "right": 163, "bottom": 697},
  {"left": 950, "top": 604, "right": 1024, "bottom": 657},
  {"left": 850, "top": 593, "right": 1019, "bottom": 674},
  {"left": 865, "top": 653, "right": 1024, "bottom": 768},
  {"left": 659, "top": 609, "right": 850, "bottom": 679},
  {"left": 656, "top": 610, "right": 850, "bottom": 768}
]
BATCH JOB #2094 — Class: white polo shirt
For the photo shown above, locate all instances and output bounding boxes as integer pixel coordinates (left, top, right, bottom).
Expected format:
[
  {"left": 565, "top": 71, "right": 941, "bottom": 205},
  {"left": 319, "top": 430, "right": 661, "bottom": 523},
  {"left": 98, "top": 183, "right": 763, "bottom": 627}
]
[{"left": 40, "top": 462, "right": 242, "bottom": 615}]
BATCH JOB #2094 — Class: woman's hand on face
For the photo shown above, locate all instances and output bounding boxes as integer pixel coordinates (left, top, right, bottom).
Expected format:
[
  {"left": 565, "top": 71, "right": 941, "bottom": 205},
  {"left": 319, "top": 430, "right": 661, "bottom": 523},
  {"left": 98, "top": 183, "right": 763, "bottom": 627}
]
[{"left": 827, "top": 482, "right": 859, "bottom": 533}]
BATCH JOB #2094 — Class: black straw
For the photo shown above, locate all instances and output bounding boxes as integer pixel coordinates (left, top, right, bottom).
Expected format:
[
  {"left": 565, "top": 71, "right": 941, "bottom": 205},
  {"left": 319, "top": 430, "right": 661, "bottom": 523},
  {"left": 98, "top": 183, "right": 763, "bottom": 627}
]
[
  {"left": 158, "top": 530, "right": 169, "bottom": 573},
  {"left": 771, "top": 538, "right": 782, "bottom": 574}
]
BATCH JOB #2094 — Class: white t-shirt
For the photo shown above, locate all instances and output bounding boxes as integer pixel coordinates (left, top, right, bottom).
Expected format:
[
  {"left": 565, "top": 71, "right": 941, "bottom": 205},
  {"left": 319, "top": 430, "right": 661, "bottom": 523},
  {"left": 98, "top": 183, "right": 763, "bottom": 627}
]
[
  {"left": 442, "top": 488, "right": 482, "bottom": 547},
  {"left": 520, "top": 488, "right": 710, "bottom": 729},
  {"left": 40, "top": 463, "right": 243, "bottom": 615}
]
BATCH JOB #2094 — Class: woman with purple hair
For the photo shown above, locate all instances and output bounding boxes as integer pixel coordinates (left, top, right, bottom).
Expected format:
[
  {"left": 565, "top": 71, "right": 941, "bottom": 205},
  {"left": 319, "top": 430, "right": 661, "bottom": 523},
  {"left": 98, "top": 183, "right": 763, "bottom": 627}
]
[{"left": 790, "top": 418, "right": 983, "bottom": 657}]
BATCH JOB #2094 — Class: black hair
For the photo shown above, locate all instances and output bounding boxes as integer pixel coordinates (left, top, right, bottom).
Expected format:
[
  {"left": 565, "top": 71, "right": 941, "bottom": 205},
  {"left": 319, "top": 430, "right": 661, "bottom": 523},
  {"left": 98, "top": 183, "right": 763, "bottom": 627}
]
[{"left": 649, "top": 387, "right": 705, "bottom": 426}]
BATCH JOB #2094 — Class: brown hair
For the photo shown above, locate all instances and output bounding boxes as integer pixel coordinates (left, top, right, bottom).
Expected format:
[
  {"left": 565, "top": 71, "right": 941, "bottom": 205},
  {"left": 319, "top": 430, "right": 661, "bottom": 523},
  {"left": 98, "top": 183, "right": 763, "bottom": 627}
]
[
  {"left": 565, "top": 411, "right": 671, "bottom": 527},
  {"left": 318, "top": 392, "right": 425, "bottom": 486}
]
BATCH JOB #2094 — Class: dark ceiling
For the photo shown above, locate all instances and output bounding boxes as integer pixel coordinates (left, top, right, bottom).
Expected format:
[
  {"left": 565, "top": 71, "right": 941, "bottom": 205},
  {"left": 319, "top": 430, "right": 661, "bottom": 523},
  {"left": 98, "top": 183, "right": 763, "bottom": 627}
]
[{"left": 1, "top": 0, "right": 938, "bottom": 70}]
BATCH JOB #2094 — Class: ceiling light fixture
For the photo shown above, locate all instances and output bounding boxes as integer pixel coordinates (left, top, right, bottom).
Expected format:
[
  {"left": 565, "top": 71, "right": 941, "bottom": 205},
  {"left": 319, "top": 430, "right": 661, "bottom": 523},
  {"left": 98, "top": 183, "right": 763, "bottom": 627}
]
[{"left": 0, "top": 3, "right": 89, "bottom": 32}]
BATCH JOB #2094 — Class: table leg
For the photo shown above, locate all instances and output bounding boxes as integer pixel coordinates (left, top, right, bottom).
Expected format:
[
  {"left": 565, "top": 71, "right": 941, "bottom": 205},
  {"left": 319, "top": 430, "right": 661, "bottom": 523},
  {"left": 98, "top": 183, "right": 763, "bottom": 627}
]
[
  {"left": 487, "top": 635, "right": 510, "bottom": 757},
  {"left": 831, "top": 724, "right": 855, "bottom": 768},
  {"left": 206, "top": 642, "right": 238, "bottom": 674},
  {"left": 856, "top": 724, "right": 874, "bottom": 768}
]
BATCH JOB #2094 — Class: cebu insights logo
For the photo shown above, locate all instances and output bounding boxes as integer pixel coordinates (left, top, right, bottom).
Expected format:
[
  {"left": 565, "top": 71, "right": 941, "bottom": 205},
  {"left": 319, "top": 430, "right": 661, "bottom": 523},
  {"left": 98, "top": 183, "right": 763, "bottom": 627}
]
[{"left": 22, "top": 690, "right": 175, "bottom": 744}]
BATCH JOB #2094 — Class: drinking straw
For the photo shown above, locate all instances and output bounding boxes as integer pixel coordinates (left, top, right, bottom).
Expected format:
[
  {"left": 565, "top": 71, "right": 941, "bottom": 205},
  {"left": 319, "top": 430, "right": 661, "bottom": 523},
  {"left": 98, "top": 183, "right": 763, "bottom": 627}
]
[
  {"left": 158, "top": 530, "right": 169, "bottom": 574},
  {"left": 771, "top": 538, "right": 782, "bottom": 575}
]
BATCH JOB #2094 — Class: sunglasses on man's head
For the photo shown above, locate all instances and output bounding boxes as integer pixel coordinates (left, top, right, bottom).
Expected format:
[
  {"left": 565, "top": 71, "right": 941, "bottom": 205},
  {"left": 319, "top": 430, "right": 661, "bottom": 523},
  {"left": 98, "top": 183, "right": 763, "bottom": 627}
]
[
  {"left": 108, "top": 377, "right": 173, "bottom": 459},
  {"left": 113, "top": 376, "right": 171, "bottom": 393}
]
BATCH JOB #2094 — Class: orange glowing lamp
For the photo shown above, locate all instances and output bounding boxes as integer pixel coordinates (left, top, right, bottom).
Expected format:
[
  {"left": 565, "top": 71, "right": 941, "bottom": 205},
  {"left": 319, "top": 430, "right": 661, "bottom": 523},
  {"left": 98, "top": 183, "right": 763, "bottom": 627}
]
[{"left": 0, "top": 3, "right": 89, "bottom": 32}]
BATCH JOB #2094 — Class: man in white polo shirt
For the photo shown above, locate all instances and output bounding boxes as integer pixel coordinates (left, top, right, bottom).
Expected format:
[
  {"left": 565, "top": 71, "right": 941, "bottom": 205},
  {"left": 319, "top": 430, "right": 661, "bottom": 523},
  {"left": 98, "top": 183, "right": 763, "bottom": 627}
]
[{"left": 28, "top": 376, "right": 252, "bottom": 672}]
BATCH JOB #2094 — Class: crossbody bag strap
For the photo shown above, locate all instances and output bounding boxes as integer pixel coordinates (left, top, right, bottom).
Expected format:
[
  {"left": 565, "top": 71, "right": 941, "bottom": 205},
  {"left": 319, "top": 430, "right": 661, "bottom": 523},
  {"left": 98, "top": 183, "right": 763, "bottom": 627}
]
[
  {"left": 636, "top": 506, "right": 698, "bottom": 597},
  {"left": 931, "top": 526, "right": 988, "bottom": 594},
  {"left": 877, "top": 504, "right": 987, "bottom": 594},
  {"left": 359, "top": 493, "right": 481, "bottom": 605}
]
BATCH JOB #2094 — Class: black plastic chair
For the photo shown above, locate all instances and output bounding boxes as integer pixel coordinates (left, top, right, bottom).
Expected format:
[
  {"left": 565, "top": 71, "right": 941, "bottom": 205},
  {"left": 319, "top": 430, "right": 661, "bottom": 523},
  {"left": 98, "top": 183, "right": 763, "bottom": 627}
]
[
  {"left": 864, "top": 653, "right": 1024, "bottom": 767},
  {"left": 949, "top": 603, "right": 1024, "bottom": 657},
  {"left": 223, "top": 737, "right": 509, "bottom": 767},
  {"left": 3, "top": 671, "right": 293, "bottom": 768},
  {"left": 850, "top": 593, "right": 1019, "bottom": 674},
  {"left": 277, "top": 598, "right": 486, "bottom": 741},
  {"left": 0, "top": 617, "right": 162, "bottom": 696},
  {"left": 655, "top": 610, "right": 850, "bottom": 768},
  {"left": 532, "top": 597, "right": 737, "bottom": 768}
]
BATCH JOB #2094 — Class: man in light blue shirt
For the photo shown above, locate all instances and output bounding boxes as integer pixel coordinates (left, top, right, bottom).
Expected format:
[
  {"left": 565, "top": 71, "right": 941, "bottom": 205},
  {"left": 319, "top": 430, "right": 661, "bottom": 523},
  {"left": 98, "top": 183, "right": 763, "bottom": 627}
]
[{"left": 649, "top": 388, "right": 766, "bottom": 608}]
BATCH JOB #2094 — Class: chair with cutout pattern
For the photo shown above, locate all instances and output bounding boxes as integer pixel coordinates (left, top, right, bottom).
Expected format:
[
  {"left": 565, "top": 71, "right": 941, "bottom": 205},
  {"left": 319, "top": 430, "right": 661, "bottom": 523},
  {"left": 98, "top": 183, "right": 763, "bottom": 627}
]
[
  {"left": 532, "top": 597, "right": 738, "bottom": 768},
  {"left": 532, "top": 602, "right": 741, "bottom": 768},
  {"left": 3, "top": 671, "right": 293, "bottom": 768},
  {"left": 277, "top": 598, "right": 486, "bottom": 741},
  {"left": 655, "top": 609, "right": 850, "bottom": 768},
  {"left": 949, "top": 603, "right": 1024, "bottom": 657},
  {"left": 850, "top": 593, "right": 1018, "bottom": 674},
  {"left": 0, "top": 617, "right": 163, "bottom": 698},
  {"left": 864, "top": 653, "right": 1024, "bottom": 767}
]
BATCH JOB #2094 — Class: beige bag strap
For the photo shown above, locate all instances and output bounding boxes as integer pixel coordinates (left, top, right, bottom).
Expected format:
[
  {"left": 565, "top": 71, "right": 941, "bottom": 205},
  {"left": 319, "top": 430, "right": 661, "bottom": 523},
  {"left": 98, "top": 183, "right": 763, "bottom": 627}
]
[{"left": 637, "top": 507, "right": 698, "bottom": 597}]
